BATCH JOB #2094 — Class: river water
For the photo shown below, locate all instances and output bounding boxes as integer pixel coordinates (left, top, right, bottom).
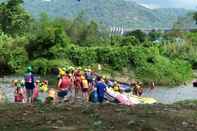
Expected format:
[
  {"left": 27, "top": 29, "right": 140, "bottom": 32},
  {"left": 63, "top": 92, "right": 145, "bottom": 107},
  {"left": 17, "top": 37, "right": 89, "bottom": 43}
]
[{"left": 0, "top": 76, "right": 197, "bottom": 104}]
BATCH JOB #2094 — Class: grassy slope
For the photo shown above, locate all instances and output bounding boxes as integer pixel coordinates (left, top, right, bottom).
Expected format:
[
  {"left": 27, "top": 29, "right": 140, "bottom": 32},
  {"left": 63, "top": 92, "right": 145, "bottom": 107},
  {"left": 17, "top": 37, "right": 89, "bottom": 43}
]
[{"left": 0, "top": 101, "right": 196, "bottom": 131}]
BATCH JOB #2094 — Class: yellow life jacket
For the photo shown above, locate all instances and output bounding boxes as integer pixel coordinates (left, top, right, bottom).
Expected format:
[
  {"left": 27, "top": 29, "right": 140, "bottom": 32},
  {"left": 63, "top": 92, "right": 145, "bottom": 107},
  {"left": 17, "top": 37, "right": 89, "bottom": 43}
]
[
  {"left": 82, "top": 79, "right": 89, "bottom": 89},
  {"left": 113, "top": 86, "right": 120, "bottom": 92},
  {"left": 41, "top": 84, "right": 48, "bottom": 92}
]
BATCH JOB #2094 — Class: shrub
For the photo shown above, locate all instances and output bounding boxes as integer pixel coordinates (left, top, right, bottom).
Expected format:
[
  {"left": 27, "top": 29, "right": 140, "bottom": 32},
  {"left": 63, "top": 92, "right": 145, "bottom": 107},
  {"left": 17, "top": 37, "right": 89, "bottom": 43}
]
[
  {"left": 31, "top": 58, "right": 49, "bottom": 75},
  {"left": 136, "top": 56, "right": 192, "bottom": 85}
]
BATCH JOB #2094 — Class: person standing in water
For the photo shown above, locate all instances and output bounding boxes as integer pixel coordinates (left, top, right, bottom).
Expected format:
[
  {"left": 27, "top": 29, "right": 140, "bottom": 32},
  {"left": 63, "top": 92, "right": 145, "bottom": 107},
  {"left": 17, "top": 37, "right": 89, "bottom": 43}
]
[
  {"left": 24, "top": 66, "right": 35, "bottom": 103},
  {"left": 150, "top": 81, "right": 156, "bottom": 90},
  {"left": 96, "top": 76, "right": 107, "bottom": 103}
]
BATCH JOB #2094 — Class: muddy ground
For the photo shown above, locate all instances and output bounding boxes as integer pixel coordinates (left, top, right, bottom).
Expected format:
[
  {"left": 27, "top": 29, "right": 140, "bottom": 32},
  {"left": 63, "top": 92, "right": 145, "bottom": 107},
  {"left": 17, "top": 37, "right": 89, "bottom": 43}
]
[{"left": 0, "top": 101, "right": 196, "bottom": 131}]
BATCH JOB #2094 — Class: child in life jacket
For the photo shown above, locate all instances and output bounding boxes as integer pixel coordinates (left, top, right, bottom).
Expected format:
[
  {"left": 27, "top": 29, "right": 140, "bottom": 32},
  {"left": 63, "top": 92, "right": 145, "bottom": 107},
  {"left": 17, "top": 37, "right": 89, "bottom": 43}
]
[
  {"left": 39, "top": 80, "right": 48, "bottom": 92},
  {"left": 32, "top": 80, "right": 39, "bottom": 102},
  {"left": 42, "top": 80, "right": 48, "bottom": 92},
  {"left": 14, "top": 80, "right": 24, "bottom": 103},
  {"left": 45, "top": 88, "right": 57, "bottom": 104}
]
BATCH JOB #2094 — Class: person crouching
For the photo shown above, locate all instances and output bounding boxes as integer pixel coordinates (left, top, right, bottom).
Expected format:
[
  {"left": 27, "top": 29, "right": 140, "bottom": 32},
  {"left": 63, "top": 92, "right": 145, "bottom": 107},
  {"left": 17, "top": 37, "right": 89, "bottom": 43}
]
[{"left": 45, "top": 88, "right": 57, "bottom": 104}]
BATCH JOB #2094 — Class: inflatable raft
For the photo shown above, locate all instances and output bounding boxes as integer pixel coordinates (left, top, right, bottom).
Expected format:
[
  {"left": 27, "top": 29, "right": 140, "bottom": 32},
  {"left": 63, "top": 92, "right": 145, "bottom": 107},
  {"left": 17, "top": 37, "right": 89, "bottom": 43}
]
[{"left": 105, "top": 88, "right": 157, "bottom": 105}]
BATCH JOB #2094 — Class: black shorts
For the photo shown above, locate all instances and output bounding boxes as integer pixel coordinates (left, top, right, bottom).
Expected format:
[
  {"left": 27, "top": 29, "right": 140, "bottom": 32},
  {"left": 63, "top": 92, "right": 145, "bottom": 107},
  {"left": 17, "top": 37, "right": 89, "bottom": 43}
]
[
  {"left": 87, "top": 79, "right": 93, "bottom": 84},
  {"left": 58, "top": 91, "right": 68, "bottom": 98}
]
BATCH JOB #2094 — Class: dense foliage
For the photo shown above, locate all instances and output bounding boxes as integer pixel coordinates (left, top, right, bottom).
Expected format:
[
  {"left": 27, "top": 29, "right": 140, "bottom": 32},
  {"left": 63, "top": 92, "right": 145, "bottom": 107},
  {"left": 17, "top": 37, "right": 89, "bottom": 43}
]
[{"left": 0, "top": 0, "right": 196, "bottom": 85}]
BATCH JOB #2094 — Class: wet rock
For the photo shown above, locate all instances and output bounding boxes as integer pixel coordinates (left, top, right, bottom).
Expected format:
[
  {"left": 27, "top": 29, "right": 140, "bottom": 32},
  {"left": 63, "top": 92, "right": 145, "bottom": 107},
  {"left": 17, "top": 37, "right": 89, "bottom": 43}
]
[
  {"left": 52, "top": 126, "right": 59, "bottom": 129},
  {"left": 46, "top": 121, "right": 52, "bottom": 125},
  {"left": 128, "top": 120, "right": 135, "bottom": 125},
  {"left": 182, "top": 121, "right": 188, "bottom": 127},
  {"left": 56, "top": 120, "right": 64, "bottom": 125},
  {"left": 65, "top": 107, "right": 72, "bottom": 111},
  {"left": 94, "top": 120, "right": 102, "bottom": 126}
]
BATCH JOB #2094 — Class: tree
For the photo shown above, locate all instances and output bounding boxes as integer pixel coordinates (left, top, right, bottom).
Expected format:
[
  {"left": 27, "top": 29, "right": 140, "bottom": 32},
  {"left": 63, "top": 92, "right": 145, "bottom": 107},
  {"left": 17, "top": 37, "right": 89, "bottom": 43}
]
[
  {"left": 148, "top": 30, "right": 162, "bottom": 41},
  {"left": 67, "top": 13, "right": 87, "bottom": 45},
  {"left": 26, "top": 14, "right": 72, "bottom": 59},
  {"left": 193, "top": 12, "right": 197, "bottom": 24},
  {"left": 0, "top": 0, "right": 31, "bottom": 35},
  {"left": 120, "top": 36, "right": 139, "bottom": 46},
  {"left": 80, "top": 21, "right": 99, "bottom": 46},
  {"left": 125, "top": 30, "right": 146, "bottom": 43}
]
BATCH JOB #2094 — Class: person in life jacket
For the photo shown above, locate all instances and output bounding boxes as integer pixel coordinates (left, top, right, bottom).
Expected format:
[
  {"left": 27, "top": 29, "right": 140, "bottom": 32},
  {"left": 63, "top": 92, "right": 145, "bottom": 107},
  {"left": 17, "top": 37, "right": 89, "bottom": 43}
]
[
  {"left": 40, "top": 80, "right": 48, "bottom": 92},
  {"left": 81, "top": 75, "right": 89, "bottom": 102},
  {"left": 58, "top": 68, "right": 65, "bottom": 80},
  {"left": 57, "top": 71, "right": 71, "bottom": 103},
  {"left": 14, "top": 80, "right": 24, "bottom": 103},
  {"left": 96, "top": 76, "right": 107, "bottom": 103},
  {"left": 138, "top": 81, "right": 144, "bottom": 96},
  {"left": 113, "top": 81, "right": 121, "bottom": 93},
  {"left": 85, "top": 69, "right": 94, "bottom": 89},
  {"left": 24, "top": 66, "right": 35, "bottom": 103},
  {"left": 32, "top": 80, "right": 39, "bottom": 102},
  {"left": 68, "top": 72, "right": 75, "bottom": 103},
  {"left": 133, "top": 81, "right": 143, "bottom": 96},
  {"left": 74, "top": 68, "right": 82, "bottom": 98},
  {"left": 150, "top": 81, "right": 156, "bottom": 90},
  {"left": 20, "top": 80, "right": 26, "bottom": 103},
  {"left": 45, "top": 88, "right": 57, "bottom": 104}
]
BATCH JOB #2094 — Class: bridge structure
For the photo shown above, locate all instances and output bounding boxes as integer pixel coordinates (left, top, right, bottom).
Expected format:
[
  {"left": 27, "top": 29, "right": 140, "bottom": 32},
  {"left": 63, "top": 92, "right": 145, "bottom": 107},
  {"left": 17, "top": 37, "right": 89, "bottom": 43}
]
[{"left": 109, "top": 26, "right": 197, "bottom": 35}]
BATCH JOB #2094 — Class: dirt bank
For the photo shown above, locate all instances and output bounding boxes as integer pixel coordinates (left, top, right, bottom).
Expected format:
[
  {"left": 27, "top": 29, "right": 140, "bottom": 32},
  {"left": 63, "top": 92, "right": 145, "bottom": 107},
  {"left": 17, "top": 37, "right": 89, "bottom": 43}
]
[{"left": 0, "top": 101, "right": 196, "bottom": 131}]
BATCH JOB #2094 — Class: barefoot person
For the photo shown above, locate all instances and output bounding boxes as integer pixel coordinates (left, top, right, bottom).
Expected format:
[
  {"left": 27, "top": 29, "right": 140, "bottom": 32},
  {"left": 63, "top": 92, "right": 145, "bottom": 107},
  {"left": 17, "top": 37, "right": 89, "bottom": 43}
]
[{"left": 24, "top": 66, "right": 35, "bottom": 103}]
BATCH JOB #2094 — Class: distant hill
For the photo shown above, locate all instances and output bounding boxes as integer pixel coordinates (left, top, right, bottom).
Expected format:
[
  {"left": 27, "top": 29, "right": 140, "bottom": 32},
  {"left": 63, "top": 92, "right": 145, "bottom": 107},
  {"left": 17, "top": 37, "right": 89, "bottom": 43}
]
[
  {"left": 0, "top": 0, "right": 196, "bottom": 29},
  {"left": 173, "top": 12, "right": 197, "bottom": 29}
]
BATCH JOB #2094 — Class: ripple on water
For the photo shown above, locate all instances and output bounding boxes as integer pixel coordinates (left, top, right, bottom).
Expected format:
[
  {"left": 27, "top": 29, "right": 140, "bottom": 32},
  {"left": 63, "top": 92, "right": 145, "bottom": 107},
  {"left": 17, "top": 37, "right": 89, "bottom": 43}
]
[{"left": 143, "top": 85, "right": 197, "bottom": 104}]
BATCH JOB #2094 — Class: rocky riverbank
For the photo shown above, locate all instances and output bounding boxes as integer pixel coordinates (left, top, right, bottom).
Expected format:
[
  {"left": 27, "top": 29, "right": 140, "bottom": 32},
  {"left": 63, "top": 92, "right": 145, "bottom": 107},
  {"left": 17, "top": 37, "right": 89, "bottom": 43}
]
[{"left": 0, "top": 101, "right": 196, "bottom": 131}]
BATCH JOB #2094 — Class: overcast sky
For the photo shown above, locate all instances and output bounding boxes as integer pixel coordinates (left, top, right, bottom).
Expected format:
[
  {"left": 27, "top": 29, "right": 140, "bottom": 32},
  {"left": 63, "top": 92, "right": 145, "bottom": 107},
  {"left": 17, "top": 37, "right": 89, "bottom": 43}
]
[{"left": 132, "top": 0, "right": 197, "bottom": 9}]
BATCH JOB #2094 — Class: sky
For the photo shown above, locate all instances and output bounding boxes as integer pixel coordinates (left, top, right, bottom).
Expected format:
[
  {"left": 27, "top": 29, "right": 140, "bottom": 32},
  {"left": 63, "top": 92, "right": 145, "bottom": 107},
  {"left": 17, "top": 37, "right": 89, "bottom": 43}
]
[{"left": 133, "top": 0, "right": 197, "bottom": 9}]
